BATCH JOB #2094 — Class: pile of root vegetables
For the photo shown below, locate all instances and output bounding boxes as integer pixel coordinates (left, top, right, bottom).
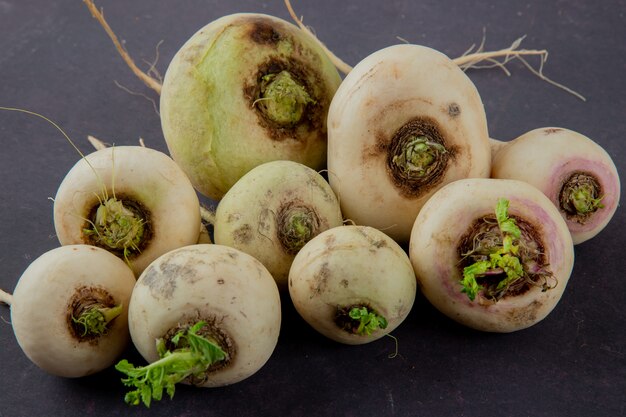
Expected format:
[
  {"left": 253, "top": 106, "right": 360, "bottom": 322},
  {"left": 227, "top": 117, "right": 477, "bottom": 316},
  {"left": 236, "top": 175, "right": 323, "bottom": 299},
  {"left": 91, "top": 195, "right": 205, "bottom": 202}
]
[{"left": 0, "top": 8, "right": 620, "bottom": 409}]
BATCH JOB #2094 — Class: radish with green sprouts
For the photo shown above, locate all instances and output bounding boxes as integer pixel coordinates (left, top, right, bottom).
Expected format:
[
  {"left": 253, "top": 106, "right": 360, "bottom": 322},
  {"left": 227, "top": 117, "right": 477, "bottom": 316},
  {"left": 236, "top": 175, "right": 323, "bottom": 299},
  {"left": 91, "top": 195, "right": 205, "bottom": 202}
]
[
  {"left": 0, "top": 107, "right": 202, "bottom": 276},
  {"left": 120, "top": 244, "right": 281, "bottom": 407},
  {"left": 160, "top": 13, "right": 342, "bottom": 200},
  {"left": 491, "top": 127, "right": 620, "bottom": 244},
  {"left": 289, "top": 225, "right": 416, "bottom": 344},
  {"left": 214, "top": 160, "right": 343, "bottom": 288},
  {"left": 409, "top": 178, "right": 575, "bottom": 332},
  {"left": 3, "top": 245, "right": 135, "bottom": 377},
  {"left": 54, "top": 145, "right": 201, "bottom": 276},
  {"left": 326, "top": 44, "right": 491, "bottom": 243}
]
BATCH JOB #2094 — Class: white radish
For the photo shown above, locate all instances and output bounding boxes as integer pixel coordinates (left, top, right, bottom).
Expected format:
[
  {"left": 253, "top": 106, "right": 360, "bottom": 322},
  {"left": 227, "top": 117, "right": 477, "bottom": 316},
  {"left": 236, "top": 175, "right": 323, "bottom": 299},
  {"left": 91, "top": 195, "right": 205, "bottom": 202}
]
[
  {"left": 289, "top": 225, "right": 416, "bottom": 344},
  {"left": 53, "top": 146, "right": 201, "bottom": 276},
  {"left": 214, "top": 160, "right": 343, "bottom": 288},
  {"left": 409, "top": 178, "right": 574, "bottom": 332},
  {"left": 7, "top": 245, "right": 135, "bottom": 377},
  {"left": 327, "top": 44, "right": 491, "bottom": 243},
  {"left": 118, "top": 244, "right": 281, "bottom": 407},
  {"left": 491, "top": 127, "right": 620, "bottom": 244},
  {"left": 160, "top": 13, "right": 342, "bottom": 200}
]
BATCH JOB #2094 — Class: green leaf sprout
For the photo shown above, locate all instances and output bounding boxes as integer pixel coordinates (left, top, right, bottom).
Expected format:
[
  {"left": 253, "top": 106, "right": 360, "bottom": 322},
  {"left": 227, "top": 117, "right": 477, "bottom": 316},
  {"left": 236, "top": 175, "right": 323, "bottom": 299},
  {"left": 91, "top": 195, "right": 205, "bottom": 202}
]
[
  {"left": 460, "top": 198, "right": 525, "bottom": 302},
  {"left": 116, "top": 321, "right": 226, "bottom": 407},
  {"left": 348, "top": 306, "right": 388, "bottom": 335},
  {"left": 72, "top": 303, "right": 123, "bottom": 337}
]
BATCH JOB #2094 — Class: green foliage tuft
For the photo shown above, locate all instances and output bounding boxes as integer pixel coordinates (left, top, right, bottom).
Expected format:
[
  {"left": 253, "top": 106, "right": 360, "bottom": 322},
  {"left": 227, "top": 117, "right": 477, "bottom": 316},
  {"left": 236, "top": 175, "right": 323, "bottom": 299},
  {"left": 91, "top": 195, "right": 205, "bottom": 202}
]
[
  {"left": 72, "top": 304, "right": 123, "bottom": 337},
  {"left": 348, "top": 306, "right": 388, "bottom": 336},
  {"left": 460, "top": 198, "right": 526, "bottom": 302},
  {"left": 116, "top": 321, "right": 226, "bottom": 407}
]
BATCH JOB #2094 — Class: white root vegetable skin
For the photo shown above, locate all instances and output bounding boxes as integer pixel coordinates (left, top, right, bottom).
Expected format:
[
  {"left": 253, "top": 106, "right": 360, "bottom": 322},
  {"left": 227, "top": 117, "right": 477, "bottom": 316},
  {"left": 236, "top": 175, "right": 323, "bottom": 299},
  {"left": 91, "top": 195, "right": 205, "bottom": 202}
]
[
  {"left": 489, "top": 138, "right": 508, "bottom": 162},
  {"left": 214, "top": 160, "right": 344, "bottom": 288},
  {"left": 327, "top": 44, "right": 491, "bottom": 243},
  {"left": 53, "top": 146, "right": 201, "bottom": 276},
  {"left": 289, "top": 225, "right": 416, "bottom": 344},
  {"left": 491, "top": 128, "right": 620, "bottom": 244},
  {"left": 11, "top": 245, "right": 136, "bottom": 377},
  {"left": 128, "top": 244, "right": 281, "bottom": 387},
  {"left": 409, "top": 178, "right": 574, "bottom": 333}
]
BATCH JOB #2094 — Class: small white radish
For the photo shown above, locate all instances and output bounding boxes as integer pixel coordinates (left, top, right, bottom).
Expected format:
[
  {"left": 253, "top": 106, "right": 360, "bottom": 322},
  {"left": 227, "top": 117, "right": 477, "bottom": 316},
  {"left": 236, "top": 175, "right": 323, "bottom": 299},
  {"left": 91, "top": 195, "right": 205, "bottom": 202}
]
[
  {"left": 491, "top": 127, "right": 620, "bottom": 244},
  {"left": 54, "top": 146, "right": 201, "bottom": 276},
  {"left": 409, "top": 178, "right": 574, "bottom": 333},
  {"left": 289, "top": 225, "right": 416, "bottom": 344},
  {"left": 327, "top": 44, "right": 491, "bottom": 243},
  {"left": 214, "top": 160, "right": 343, "bottom": 288},
  {"left": 160, "top": 13, "right": 342, "bottom": 200},
  {"left": 118, "top": 244, "right": 281, "bottom": 407},
  {"left": 7, "top": 245, "right": 135, "bottom": 377}
]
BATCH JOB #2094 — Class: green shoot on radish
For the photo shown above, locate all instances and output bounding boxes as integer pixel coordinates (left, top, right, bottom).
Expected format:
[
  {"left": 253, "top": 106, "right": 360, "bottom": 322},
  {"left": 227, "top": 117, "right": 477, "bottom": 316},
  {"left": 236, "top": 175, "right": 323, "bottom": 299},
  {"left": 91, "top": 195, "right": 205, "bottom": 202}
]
[
  {"left": 347, "top": 306, "right": 388, "bottom": 336},
  {"left": 409, "top": 178, "right": 575, "bottom": 332},
  {"left": 0, "top": 107, "right": 201, "bottom": 276},
  {"left": 116, "top": 321, "right": 226, "bottom": 407},
  {"left": 72, "top": 303, "right": 124, "bottom": 337},
  {"left": 460, "top": 198, "right": 525, "bottom": 301}
]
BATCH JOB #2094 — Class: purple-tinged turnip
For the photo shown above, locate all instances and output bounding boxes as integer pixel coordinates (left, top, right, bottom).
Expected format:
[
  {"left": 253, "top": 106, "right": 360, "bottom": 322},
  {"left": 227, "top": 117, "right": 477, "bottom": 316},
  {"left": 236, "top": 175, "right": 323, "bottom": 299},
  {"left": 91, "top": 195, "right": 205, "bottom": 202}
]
[
  {"left": 491, "top": 127, "right": 620, "bottom": 244},
  {"left": 409, "top": 178, "right": 574, "bottom": 332}
]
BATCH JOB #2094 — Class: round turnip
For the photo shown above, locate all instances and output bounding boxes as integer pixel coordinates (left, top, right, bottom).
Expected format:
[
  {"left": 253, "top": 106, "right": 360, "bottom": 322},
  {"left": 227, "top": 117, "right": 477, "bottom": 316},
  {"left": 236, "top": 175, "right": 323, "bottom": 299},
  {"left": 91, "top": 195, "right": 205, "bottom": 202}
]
[
  {"left": 289, "top": 225, "right": 416, "bottom": 344},
  {"left": 160, "top": 13, "right": 342, "bottom": 200},
  {"left": 53, "top": 146, "right": 201, "bottom": 276},
  {"left": 8, "top": 245, "right": 136, "bottom": 377},
  {"left": 327, "top": 44, "right": 491, "bottom": 243},
  {"left": 491, "top": 127, "right": 620, "bottom": 244},
  {"left": 214, "top": 160, "right": 343, "bottom": 288},
  {"left": 118, "top": 244, "right": 281, "bottom": 406},
  {"left": 409, "top": 178, "right": 574, "bottom": 332}
]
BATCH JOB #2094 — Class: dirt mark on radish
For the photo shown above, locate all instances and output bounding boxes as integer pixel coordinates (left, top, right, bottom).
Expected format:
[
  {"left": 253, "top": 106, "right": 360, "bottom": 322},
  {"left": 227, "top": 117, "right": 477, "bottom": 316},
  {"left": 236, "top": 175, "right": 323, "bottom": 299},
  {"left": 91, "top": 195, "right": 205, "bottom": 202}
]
[
  {"left": 543, "top": 128, "right": 564, "bottom": 135},
  {"left": 233, "top": 224, "right": 254, "bottom": 245},
  {"left": 141, "top": 262, "right": 202, "bottom": 300},
  {"left": 507, "top": 300, "right": 543, "bottom": 327},
  {"left": 446, "top": 102, "right": 461, "bottom": 118},
  {"left": 311, "top": 261, "right": 330, "bottom": 296}
]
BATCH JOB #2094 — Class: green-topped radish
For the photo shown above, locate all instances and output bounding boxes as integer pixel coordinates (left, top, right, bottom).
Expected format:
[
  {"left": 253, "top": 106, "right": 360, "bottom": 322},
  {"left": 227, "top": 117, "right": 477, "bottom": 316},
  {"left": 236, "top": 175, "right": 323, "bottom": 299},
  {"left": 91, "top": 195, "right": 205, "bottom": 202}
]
[
  {"left": 160, "top": 13, "right": 342, "bottom": 200},
  {"left": 4, "top": 245, "right": 135, "bottom": 377},
  {"left": 288, "top": 225, "right": 416, "bottom": 344},
  {"left": 118, "top": 244, "right": 281, "bottom": 407},
  {"left": 326, "top": 44, "right": 491, "bottom": 243},
  {"left": 54, "top": 146, "right": 201, "bottom": 276},
  {"left": 409, "top": 178, "right": 575, "bottom": 332},
  {"left": 491, "top": 127, "right": 620, "bottom": 244},
  {"left": 214, "top": 160, "right": 343, "bottom": 288}
]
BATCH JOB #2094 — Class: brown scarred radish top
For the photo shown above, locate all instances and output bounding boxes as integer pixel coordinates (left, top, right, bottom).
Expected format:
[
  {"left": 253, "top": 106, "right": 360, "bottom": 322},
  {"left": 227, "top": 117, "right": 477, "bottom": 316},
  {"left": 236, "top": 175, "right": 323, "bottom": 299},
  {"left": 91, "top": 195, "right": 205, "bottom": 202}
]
[
  {"left": 327, "top": 44, "right": 491, "bottom": 243},
  {"left": 160, "top": 13, "right": 342, "bottom": 200}
]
